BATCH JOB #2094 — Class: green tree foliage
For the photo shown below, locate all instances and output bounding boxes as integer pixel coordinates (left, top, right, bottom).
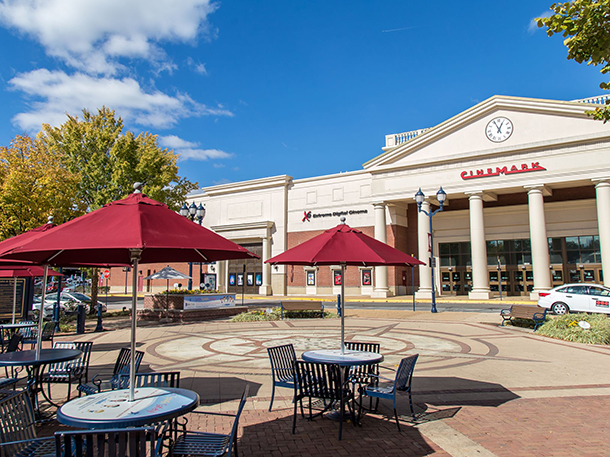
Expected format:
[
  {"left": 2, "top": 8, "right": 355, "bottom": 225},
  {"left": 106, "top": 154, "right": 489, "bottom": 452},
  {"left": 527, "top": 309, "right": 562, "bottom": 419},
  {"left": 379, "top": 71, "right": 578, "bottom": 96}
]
[
  {"left": 0, "top": 135, "right": 84, "bottom": 239},
  {"left": 537, "top": 0, "right": 610, "bottom": 121},
  {"left": 40, "top": 107, "right": 198, "bottom": 211}
]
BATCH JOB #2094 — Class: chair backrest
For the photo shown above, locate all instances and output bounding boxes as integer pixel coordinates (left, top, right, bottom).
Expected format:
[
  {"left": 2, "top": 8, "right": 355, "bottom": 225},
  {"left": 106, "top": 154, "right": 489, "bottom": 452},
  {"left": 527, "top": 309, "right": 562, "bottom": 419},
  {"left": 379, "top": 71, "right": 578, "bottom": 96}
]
[
  {"left": 293, "top": 360, "right": 342, "bottom": 401},
  {"left": 55, "top": 427, "right": 156, "bottom": 457},
  {"left": 395, "top": 354, "right": 419, "bottom": 392},
  {"left": 344, "top": 341, "right": 380, "bottom": 353},
  {"left": 267, "top": 344, "right": 296, "bottom": 383},
  {"left": 0, "top": 389, "right": 37, "bottom": 456},
  {"left": 6, "top": 333, "right": 22, "bottom": 352},
  {"left": 113, "top": 348, "right": 145, "bottom": 376},
  {"left": 49, "top": 341, "right": 94, "bottom": 379},
  {"left": 18, "top": 321, "right": 34, "bottom": 339},
  {"left": 116, "top": 371, "right": 181, "bottom": 390},
  {"left": 226, "top": 384, "right": 249, "bottom": 457},
  {"left": 40, "top": 321, "right": 56, "bottom": 341}
]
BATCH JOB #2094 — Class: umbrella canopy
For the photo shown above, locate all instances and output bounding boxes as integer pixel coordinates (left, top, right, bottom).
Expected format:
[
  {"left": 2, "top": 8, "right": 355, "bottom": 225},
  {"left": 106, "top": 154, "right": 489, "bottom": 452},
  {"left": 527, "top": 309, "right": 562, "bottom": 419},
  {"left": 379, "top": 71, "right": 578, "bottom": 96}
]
[
  {"left": 143, "top": 266, "right": 191, "bottom": 281},
  {"left": 0, "top": 192, "right": 257, "bottom": 266},
  {"left": 266, "top": 221, "right": 423, "bottom": 267},
  {"left": 266, "top": 219, "right": 424, "bottom": 352},
  {"left": 0, "top": 220, "right": 56, "bottom": 266},
  {"left": 0, "top": 185, "right": 258, "bottom": 400}
]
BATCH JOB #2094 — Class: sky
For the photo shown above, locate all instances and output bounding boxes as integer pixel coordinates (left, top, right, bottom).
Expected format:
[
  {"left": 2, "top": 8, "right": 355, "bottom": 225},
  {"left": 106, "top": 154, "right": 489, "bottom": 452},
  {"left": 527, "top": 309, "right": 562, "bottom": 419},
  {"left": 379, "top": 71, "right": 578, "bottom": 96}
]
[{"left": 0, "top": 0, "right": 605, "bottom": 191}]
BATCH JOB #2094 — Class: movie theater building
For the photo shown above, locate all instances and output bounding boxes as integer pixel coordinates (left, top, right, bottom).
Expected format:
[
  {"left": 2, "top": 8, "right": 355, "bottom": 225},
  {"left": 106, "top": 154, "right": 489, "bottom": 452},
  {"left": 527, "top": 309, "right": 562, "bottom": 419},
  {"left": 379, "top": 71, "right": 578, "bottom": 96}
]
[{"left": 188, "top": 95, "right": 610, "bottom": 300}]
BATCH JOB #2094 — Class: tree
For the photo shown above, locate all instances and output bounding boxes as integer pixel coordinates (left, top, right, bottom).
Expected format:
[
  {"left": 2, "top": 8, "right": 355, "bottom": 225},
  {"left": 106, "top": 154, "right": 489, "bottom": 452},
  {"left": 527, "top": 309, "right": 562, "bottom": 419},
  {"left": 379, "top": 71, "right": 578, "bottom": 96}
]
[
  {"left": 39, "top": 107, "right": 198, "bottom": 212},
  {"left": 537, "top": 0, "right": 610, "bottom": 121},
  {"left": 39, "top": 107, "right": 198, "bottom": 309},
  {"left": 0, "top": 135, "right": 84, "bottom": 239}
]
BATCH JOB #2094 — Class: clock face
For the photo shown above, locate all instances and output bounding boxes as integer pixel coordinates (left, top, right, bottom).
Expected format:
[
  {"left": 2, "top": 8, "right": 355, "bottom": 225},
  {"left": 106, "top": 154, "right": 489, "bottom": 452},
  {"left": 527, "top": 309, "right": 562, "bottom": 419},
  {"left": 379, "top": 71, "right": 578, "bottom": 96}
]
[{"left": 485, "top": 117, "right": 513, "bottom": 142}]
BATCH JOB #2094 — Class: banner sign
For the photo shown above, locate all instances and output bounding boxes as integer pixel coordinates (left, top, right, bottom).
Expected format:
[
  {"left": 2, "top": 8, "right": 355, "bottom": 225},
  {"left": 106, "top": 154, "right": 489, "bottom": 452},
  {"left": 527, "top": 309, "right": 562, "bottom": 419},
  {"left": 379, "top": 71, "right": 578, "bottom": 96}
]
[
  {"left": 183, "top": 294, "right": 235, "bottom": 310},
  {"left": 461, "top": 162, "right": 546, "bottom": 180}
]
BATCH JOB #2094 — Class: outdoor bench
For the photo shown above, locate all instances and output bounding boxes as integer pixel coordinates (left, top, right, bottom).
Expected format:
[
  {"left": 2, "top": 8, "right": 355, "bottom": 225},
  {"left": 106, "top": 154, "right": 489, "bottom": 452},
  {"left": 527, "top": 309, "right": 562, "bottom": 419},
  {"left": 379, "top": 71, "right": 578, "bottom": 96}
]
[
  {"left": 280, "top": 301, "right": 324, "bottom": 319},
  {"left": 500, "top": 304, "right": 548, "bottom": 330}
]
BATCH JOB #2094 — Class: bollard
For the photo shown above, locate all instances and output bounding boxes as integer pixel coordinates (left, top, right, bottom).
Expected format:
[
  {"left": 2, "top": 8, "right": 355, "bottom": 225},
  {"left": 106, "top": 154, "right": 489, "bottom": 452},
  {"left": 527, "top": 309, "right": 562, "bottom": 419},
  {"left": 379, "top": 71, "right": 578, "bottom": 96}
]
[{"left": 76, "top": 304, "right": 86, "bottom": 334}]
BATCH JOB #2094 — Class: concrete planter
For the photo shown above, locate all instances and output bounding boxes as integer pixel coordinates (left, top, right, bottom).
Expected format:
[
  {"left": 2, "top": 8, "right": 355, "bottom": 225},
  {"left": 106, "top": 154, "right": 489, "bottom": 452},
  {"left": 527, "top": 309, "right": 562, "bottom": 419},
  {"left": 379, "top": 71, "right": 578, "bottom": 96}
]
[{"left": 141, "top": 293, "right": 239, "bottom": 322}]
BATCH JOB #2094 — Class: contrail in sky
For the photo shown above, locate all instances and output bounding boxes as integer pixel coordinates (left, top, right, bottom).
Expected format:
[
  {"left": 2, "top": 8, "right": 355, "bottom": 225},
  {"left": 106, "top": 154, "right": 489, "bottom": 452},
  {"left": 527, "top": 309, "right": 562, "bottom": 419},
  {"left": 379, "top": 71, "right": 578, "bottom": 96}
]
[{"left": 382, "top": 26, "right": 417, "bottom": 33}]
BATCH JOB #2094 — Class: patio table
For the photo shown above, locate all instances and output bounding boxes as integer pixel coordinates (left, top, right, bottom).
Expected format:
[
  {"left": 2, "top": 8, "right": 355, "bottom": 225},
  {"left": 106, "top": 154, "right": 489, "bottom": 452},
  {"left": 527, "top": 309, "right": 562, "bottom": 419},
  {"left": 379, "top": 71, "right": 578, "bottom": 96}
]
[
  {"left": 57, "top": 387, "right": 200, "bottom": 429},
  {"left": 0, "top": 322, "right": 37, "bottom": 348},
  {"left": 0, "top": 348, "right": 82, "bottom": 418},
  {"left": 302, "top": 349, "right": 383, "bottom": 421}
]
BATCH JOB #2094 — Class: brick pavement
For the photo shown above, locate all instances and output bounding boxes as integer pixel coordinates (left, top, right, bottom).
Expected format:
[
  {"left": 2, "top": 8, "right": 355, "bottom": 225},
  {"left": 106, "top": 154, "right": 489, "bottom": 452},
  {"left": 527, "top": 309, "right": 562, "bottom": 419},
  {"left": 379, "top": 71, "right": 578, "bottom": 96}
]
[{"left": 32, "top": 311, "right": 610, "bottom": 455}]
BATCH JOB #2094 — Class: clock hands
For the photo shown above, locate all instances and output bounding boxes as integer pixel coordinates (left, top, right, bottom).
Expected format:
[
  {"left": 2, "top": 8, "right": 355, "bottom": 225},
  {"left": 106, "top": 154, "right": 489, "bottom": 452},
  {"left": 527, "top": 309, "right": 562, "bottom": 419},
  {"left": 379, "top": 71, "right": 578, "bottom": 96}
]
[{"left": 494, "top": 119, "right": 504, "bottom": 133}]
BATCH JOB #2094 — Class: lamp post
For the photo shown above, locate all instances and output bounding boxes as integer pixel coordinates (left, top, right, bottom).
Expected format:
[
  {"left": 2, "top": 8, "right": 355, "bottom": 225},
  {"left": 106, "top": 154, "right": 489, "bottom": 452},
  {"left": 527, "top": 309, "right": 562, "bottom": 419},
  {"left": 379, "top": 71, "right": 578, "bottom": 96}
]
[
  {"left": 415, "top": 187, "right": 447, "bottom": 313},
  {"left": 180, "top": 202, "right": 206, "bottom": 290}
]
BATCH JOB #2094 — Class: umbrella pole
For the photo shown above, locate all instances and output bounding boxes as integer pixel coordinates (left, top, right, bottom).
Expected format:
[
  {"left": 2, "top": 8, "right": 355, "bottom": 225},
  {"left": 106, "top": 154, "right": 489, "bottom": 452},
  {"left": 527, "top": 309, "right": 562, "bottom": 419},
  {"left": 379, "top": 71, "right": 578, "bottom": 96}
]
[
  {"left": 129, "top": 251, "right": 142, "bottom": 402},
  {"left": 12, "top": 277, "right": 17, "bottom": 324},
  {"left": 340, "top": 263, "right": 345, "bottom": 355},
  {"left": 36, "top": 265, "right": 49, "bottom": 358}
]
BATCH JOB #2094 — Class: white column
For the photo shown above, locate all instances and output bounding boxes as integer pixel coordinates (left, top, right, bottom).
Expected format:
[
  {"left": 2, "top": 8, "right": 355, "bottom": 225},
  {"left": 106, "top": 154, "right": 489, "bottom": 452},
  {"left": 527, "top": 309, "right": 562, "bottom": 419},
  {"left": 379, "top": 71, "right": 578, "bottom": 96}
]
[
  {"left": 372, "top": 203, "right": 390, "bottom": 298},
  {"left": 467, "top": 192, "right": 490, "bottom": 299},
  {"left": 595, "top": 180, "right": 610, "bottom": 287},
  {"left": 415, "top": 200, "right": 432, "bottom": 299},
  {"left": 526, "top": 186, "right": 551, "bottom": 299},
  {"left": 259, "top": 234, "right": 272, "bottom": 295}
]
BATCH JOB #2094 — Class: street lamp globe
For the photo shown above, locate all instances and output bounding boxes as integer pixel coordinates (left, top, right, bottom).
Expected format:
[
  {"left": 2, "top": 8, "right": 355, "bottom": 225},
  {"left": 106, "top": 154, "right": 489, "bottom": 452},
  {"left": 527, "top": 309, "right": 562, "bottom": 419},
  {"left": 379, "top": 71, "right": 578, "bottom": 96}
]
[
  {"left": 196, "top": 203, "right": 205, "bottom": 224},
  {"left": 188, "top": 202, "right": 197, "bottom": 220},
  {"left": 436, "top": 187, "right": 447, "bottom": 206},
  {"left": 414, "top": 188, "right": 425, "bottom": 207},
  {"left": 179, "top": 204, "right": 189, "bottom": 218}
]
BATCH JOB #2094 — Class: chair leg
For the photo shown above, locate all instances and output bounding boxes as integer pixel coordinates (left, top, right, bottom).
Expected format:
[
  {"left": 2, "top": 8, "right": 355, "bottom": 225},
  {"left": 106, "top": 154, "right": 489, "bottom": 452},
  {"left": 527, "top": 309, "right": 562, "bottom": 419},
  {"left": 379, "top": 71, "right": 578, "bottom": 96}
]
[
  {"left": 338, "top": 396, "right": 343, "bottom": 440},
  {"left": 269, "top": 383, "right": 275, "bottom": 412},
  {"left": 394, "top": 407, "right": 401, "bottom": 432},
  {"left": 292, "top": 398, "right": 298, "bottom": 434},
  {"left": 408, "top": 390, "right": 415, "bottom": 418}
]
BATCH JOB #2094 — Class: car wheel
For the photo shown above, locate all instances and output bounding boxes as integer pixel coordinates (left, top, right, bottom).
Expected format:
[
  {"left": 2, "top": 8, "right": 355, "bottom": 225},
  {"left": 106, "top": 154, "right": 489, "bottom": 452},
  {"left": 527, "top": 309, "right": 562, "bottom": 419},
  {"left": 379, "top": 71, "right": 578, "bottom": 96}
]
[{"left": 551, "top": 302, "right": 569, "bottom": 315}]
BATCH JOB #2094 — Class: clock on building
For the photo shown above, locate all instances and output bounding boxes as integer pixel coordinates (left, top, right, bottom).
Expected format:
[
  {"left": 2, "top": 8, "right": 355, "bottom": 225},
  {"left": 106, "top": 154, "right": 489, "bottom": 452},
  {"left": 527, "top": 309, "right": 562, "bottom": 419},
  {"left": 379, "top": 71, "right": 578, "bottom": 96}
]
[{"left": 485, "top": 117, "right": 513, "bottom": 142}]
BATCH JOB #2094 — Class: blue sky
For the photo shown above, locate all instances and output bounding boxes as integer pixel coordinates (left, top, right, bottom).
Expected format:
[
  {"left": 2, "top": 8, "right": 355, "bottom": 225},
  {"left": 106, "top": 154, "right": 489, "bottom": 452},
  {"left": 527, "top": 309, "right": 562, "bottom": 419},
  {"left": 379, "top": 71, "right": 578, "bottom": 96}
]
[{"left": 0, "top": 0, "right": 604, "bottom": 190}]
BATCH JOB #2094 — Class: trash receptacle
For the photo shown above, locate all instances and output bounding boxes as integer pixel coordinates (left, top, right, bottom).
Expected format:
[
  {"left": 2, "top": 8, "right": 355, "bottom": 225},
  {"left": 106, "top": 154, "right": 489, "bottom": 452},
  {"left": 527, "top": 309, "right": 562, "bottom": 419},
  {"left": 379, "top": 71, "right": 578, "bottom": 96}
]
[{"left": 77, "top": 304, "right": 86, "bottom": 334}]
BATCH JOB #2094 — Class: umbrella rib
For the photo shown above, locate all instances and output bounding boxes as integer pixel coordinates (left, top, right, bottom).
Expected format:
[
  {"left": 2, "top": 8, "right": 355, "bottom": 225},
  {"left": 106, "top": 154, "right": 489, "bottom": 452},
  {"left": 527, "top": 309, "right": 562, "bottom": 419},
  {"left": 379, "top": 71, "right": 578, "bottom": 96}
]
[
  {"left": 46, "top": 250, "right": 64, "bottom": 264},
  {"left": 194, "top": 249, "right": 209, "bottom": 262}
]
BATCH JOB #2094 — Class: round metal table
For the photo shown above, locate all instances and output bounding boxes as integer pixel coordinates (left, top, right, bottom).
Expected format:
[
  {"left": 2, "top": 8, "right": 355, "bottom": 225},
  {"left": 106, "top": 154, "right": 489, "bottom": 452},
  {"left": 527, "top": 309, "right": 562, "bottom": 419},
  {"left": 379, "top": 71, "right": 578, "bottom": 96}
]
[
  {"left": 302, "top": 349, "right": 384, "bottom": 366},
  {"left": 57, "top": 387, "right": 200, "bottom": 429},
  {"left": 0, "top": 348, "right": 82, "bottom": 418}
]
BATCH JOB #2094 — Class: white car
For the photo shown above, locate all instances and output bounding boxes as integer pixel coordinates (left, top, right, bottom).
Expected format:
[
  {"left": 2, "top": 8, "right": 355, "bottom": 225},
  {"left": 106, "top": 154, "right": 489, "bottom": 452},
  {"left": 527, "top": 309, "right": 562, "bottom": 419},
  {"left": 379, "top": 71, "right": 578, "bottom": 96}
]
[
  {"left": 538, "top": 284, "right": 610, "bottom": 315},
  {"left": 32, "top": 297, "right": 71, "bottom": 318},
  {"left": 60, "top": 292, "right": 107, "bottom": 313}
]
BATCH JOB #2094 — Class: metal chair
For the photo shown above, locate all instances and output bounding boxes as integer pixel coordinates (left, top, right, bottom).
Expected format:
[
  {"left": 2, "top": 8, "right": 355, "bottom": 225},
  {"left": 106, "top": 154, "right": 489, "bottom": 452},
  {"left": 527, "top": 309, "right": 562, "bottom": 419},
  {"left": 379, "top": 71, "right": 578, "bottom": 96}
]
[
  {"left": 0, "top": 389, "right": 55, "bottom": 457},
  {"left": 293, "top": 360, "right": 355, "bottom": 440},
  {"left": 344, "top": 341, "right": 381, "bottom": 385},
  {"left": 359, "top": 354, "right": 419, "bottom": 431},
  {"left": 171, "top": 384, "right": 249, "bottom": 457},
  {"left": 43, "top": 341, "right": 94, "bottom": 401},
  {"left": 116, "top": 371, "right": 181, "bottom": 389},
  {"left": 22, "top": 321, "right": 56, "bottom": 349},
  {"left": 54, "top": 427, "right": 156, "bottom": 457},
  {"left": 77, "top": 347, "right": 144, "bottom": 396},
  {"left": 267, "top": 343, "right": 296, "bottom": 411}
]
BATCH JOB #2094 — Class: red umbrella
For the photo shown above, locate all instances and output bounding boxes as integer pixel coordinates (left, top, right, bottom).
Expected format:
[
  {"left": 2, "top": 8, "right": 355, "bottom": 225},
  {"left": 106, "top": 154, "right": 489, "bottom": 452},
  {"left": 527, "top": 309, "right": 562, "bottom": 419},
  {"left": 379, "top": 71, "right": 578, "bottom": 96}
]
[
  {"left": 0, "top": 266, "right": 63, "bottom": 323},
  {"left": 0, "top": 184, "right": 258, "bottom": 400},
  {"left": 266, "top": 218, "right": 423, "bottom": 351}
]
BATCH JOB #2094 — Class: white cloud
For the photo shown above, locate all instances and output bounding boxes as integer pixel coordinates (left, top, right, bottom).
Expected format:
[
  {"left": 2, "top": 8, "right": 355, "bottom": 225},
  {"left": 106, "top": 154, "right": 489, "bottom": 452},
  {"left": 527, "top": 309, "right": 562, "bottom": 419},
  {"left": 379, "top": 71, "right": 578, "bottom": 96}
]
[
  {"left": 158, "top": 135, "right": 233, "bottom": 161},
  {"left": 186, "top": 57, "right": 208, "bottom": 75},
  {"left": 8, "top": 69, "right": 233, "bottom": 132},
  {"left": 528, "top": 11, "right": 551, "bottom": 34},
  {"left": 0, "top": 0, "right": 218, "bottom": 75}
]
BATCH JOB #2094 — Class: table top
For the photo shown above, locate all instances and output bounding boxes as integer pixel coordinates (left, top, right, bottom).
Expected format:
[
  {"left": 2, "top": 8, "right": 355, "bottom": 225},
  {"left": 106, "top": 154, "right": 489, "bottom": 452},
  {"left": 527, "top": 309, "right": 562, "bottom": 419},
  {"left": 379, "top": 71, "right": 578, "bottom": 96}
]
[
  {"left": 0, "top": 348, "right": 82, "bottom": 367},
  {"left": 57, "top": 387, "right": 200, "bottom": 429},
  {"left": 0, "top": 323, "right": 37, "bottom": 330},
  {"left": 302, "top": 349, "right": 384, "bottom": 366}
]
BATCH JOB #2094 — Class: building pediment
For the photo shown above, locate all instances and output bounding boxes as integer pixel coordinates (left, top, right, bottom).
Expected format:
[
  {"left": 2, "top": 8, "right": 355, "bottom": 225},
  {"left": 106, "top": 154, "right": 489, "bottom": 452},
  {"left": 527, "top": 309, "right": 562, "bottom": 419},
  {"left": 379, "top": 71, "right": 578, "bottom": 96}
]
[{"left": 363, "top": 95, "right": 610, "bottom": 172}]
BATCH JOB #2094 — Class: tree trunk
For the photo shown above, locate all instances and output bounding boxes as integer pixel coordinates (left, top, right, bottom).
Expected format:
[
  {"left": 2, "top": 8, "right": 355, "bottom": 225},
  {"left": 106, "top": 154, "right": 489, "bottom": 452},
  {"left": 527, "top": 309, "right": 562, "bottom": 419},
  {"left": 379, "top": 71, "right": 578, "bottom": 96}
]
[{"left": 90, "top": 268, "right": 99, "bottom": 314}]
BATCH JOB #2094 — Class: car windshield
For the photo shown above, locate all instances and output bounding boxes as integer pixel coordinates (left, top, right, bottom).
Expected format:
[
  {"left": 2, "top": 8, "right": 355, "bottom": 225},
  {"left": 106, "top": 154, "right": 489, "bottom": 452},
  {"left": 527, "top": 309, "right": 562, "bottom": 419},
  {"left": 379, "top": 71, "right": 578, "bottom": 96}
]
[
  {"left": 588, "top": 286, "right": 610, "bottom": 297},
  {"left": 63, "top": 293, "right": 90, "bottom": 301}
]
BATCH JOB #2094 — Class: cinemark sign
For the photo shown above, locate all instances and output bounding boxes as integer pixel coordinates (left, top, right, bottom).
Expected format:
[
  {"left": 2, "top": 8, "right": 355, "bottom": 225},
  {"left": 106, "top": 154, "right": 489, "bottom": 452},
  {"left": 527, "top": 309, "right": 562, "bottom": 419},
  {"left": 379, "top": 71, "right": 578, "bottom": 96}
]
[{"left": 460, "top": 162, "right": 546, "bottom": 180}]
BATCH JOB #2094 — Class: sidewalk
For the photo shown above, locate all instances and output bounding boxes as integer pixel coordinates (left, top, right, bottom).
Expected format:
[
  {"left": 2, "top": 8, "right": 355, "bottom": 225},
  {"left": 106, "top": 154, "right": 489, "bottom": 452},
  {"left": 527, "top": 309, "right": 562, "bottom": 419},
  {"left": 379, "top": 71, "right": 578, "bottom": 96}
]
[{"left": 42, "top": 310, "right": 610, "bottom": 456}]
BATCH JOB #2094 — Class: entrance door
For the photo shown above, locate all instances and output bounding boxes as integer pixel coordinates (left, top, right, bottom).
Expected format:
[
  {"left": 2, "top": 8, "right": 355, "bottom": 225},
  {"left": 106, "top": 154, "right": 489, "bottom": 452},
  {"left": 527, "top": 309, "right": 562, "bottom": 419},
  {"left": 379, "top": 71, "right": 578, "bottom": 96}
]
[{"left": 227, "top": 243, "right": 263, "bottom": 294}]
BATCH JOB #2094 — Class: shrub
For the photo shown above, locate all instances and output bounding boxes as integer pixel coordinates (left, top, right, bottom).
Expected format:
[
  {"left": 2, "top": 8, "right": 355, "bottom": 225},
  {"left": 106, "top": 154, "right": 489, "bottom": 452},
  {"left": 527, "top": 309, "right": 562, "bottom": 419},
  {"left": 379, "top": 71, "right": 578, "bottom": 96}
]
[
  {"left": 231, "top": 307, "right": 336, "bottom": 322},
  {"left": 537, "top": 313, "right": 610, "bottom": 345},
  {"left": 161, "top": 288, "right": 220, "bottom": 295}
]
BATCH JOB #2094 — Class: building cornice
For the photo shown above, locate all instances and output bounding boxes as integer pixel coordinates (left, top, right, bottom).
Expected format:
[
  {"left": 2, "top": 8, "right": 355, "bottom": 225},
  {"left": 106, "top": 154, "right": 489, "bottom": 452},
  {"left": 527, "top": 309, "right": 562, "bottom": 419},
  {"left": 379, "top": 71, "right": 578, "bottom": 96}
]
[{"left": 193, "top": 175, "right": 293, "bottom": 198}]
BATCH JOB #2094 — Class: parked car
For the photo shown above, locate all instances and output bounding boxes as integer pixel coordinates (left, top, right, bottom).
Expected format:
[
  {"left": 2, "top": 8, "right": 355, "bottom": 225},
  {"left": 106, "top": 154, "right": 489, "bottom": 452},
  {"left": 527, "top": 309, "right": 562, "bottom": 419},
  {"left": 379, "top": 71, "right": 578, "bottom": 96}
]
[
  {"left": 538, "top": 283, "right": 610, "bottom": 315},
  {"left": 60, "top": 292, "right": 107, "bottom": 313},
  {"left": 32, "top": 296, "right": 71, "bottom": 318}
]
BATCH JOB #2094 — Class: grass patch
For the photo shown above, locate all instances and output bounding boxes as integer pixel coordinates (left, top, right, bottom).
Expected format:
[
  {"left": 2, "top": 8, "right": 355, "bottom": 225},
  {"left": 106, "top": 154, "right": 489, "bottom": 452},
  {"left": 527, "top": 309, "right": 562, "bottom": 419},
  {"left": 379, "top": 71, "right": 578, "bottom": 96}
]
[
  {"left": 537, "top": 313, "right": 610, "bottom": 345},
  {"left": 231, "top": 307, "right": 336, "bottom": 322}
]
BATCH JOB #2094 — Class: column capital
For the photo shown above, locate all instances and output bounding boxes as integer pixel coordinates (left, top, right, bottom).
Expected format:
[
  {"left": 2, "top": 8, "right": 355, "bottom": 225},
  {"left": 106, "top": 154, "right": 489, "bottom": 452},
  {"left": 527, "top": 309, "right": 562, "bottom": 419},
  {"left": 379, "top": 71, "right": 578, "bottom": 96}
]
[
  {"left": 524, "top": 184, "right": 552, "bottom": 197},
  {"left": 372, "top": 202, "right": 387, "bottom": 208},
  {"left": 593, "top": 178, "right": 610, "bottom": 187},
  {"left": 465, "top": 190, "right": 497, "bottom": 201}
]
